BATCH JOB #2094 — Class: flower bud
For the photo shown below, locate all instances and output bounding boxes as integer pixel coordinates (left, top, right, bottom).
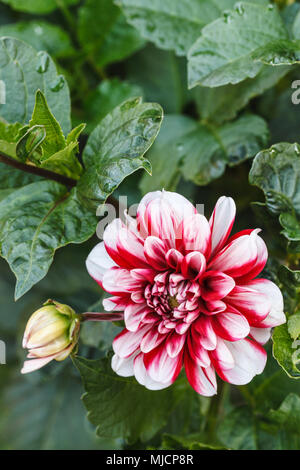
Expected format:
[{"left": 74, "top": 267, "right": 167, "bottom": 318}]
[{"left": 21, "top": 299, "right": 80, "bottom": 374}]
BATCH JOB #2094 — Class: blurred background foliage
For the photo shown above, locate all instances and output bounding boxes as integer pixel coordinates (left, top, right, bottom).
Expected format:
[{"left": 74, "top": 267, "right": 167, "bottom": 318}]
[{"left": 0, "top": 0, "right": 300, "bottom": 450}]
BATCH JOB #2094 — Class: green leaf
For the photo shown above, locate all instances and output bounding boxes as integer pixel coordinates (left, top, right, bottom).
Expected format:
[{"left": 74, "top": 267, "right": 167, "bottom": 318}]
[
  {"left": 0, "top": 21, "right": 74, "bottom": 58},
  {"left": 273, "top": 323, "right": 300, "bottom": 379},
  {"left": 78, "top": 0, "right": 145, "bottom": 68},
  {"left": 84, "top": 78, "right": 143, "bottom": 133},
  {"left": 73, "top": 355, "right": 182, "bottom": 443},
  {"left": 77, "top": 97, "right": 163, "bottom": 209},
  {"left": 195, "top": 66, "right": 290, "bottom": 125},
  {"left": 0, "top": 0, "right": 79, "bottom": 14},
  {"left": 293, "top": 8, "right": 300, "bottom": 40},
  {"left": 116, "top": 0, "right": 240, "bottom": 56},
  {"left": 40, "top": 142, "right": 83, "bottom": 180},
  {"left": 249, "top": 142, "right": 300, "bottom": 216},
  {"left": 288, "top": 313, "right": 300, "bottom": 341},
  {"left": 16, "top": 124, "right": 46, "bottom": 163},
  {"left": 0, "top": 120, "right": 23, "bottom": 158},
  {"left": 0, "top": 37, "right": 71, "bottom": 135},
  {"left": 217, "top": 406, "right": 257, "bottom": 450},
  {"left": 188, "top": 2, "right": 299, "bottom": 88},
  {"left": 269, "top": 393, "right": 300, "bottom": 434},
  {"left": 29, "top": 90, "right": 66, "bottom": 159},
  {"left": 279, "top": 212, "right": 300, "bottom": 243},
  {"left": 0, "top": 182, "right": 97, "bottom": 299},
  {"left": 140, "top": 113, "right": 268, "bottom": 192}
]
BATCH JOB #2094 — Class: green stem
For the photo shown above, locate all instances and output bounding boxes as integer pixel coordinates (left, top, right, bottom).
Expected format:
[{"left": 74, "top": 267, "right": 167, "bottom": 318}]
[{"left": 205, "top": 381, "right": 228, "bottom": 443}]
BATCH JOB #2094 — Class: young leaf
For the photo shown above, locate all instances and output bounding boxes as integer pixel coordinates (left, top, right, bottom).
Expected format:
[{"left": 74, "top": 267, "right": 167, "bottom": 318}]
[
  {"left": 29, "top": 90, "right": 66, "bottom": 159},
  {"left": 188, "top": 2, "right": 299, "bottom": 88},
  {"left": 77, "top": 97, "right": 163, "bottom": 209},
  {"left": 73, "top": 355, "right": 181, "bottom": 443},
  {"left": 0, "top": 37, "right": 71, "bottom": 135},
  {"left": 273, "top": 323, "right": 300, "bottom": 379}
]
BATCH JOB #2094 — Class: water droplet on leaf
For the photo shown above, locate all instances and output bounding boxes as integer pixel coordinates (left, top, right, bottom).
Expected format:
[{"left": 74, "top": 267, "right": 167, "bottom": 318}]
[
  {"left": 36, "top": 51, "right": 49, "bottom": 73},
  {"left": 235, "top": 3, "right": 245, "bottom": 15},
  {"left": 50, "top": 75, "right": 65, "bottom": 92}
]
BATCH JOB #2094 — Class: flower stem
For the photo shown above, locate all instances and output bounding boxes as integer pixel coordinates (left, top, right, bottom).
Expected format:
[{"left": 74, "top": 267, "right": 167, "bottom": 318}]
[{"left": 80, "top": 312, "right": 124, "bottom": 322}]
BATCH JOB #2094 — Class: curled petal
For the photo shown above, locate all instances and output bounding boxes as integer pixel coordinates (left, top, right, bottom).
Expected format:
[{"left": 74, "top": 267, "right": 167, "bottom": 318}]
[
  {"left": 21, "top": 355, "right": 56, "bottom": 374},
  {"left": 140, "top": 326, "right": 166, "bottom": 353},
  {"left": 113, "top": 325, "right": 151, "bottom": 358},
  {"left": 181, "top": 252, "right": 206, "bottom": 280},
  {"left": 209, "top": 196, "right": 236, "bottom": 257},
  {"left": 166, "top": 331, "right": 187, "bottom": 358},
  {"left": 250, "top": 327, "right": 271, "bottom": 345},
  {"left": 111, "top": 353, "right": 136, "bottom": 377},
  {"left": 124, "top": 303, "right": 151, "bottom": 332},
  {"left": 201, "top": 270, "right": 235, "bottom": 301},
  {"left": 226, "top": 285, "right": 271, "bottom": 326},
  {"left": 193, "top": 317, "right": 217, "bottom": 351},
  {"left": 166, "top": 248, "right": 183, "bottom": 271},
  {"left": 210, "top": 338, "right": 235, "bottom": 372}
]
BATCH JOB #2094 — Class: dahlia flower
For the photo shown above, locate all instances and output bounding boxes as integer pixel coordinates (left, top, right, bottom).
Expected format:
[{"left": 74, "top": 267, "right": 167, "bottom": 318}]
[{"left": 86, "top": 191, "right": 285, "bottom": 395}]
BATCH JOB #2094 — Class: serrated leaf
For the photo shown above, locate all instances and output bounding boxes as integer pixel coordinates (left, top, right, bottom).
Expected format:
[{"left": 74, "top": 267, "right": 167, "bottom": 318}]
[
  {"left": 0, "top": 37, "right": 71, "bottom": 135},
  {"left": 279, "top": 212, "right": 300, "bottom": 241},
  {"left": 0, "top": 182, "right": 97, "bottom": 299},
  {"left": 217, "top": 406, "right": 257, "bottom": 450},
  {"left": 73, "top": 355, "right": 181, "bottom": 443},
  {"left": 140, "top": 113, "right": 268, "bottom": 193},
  {"left": 78, "top": 0, "right": 145, "bottom": 68},
  {"left": 78, "top": 96, "right": 163, "bottom": 209},
  {"left": 269, "top": 393, "right": 300, "bottom": 434},
  {"left": 188, "top": 2, "right": 299, "bottom": 88},
  {"left": 249, "top": 142, "right": 300, "bottom": 216}
]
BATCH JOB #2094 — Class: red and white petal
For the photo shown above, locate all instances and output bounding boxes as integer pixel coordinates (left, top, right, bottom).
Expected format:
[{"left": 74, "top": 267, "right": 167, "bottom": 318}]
[
  {"left": 193, "top": 317, "right": 217, "bottom": 350},
  {"left": 113, "top": 325, "right": 151, "bottom": 358},
  {"left": 218, "top": 339, "right": 267, "bottom": 385},
  {"left": 250, "top": 327, "right": 271, "bottom": 345},
  {"left": 200, "top": 299, "right": 227, "bottom": 316},
  {"left": 124, "top": 303, "right": 151, "bottom": 332},
  {"left": 184, "top": 353, "right": 217, "bottom": 396},
  {"left": 133, "top": 353, "right": 173, "bottom": 390},
  {"left": 102, "top": 267, "right": 143, "bottom": 295},
  {"left": 140, "top": 326, "right": 166, "bottom": 353},
  {"left": 209, "top": 196, "right": 236, "bottom": 258},
  {"left": 144, "top": 236, "right": 168, "bottom": 270},
  {"left": 210, "top": 338, "right": 235, "bottom": 372},
  {"left": 166, "top": 249, "right": 183, "bottom": 271},
  {"left": 226, "top": 285, "right": 271, "bottom": 326},
  {"left": 102, "top": 295, "right": 130, "bottom": 311},
  {"left": 187, "top": 330, "right": 211, "bottom": 367},
  {"left": 111, "top": 353, "right": 136, "bottom": 377},
  {"left": 201, "top": 271, "right": 235, "bottom": 301},
  {"left": 243, "top": 279, "right": 285, "bottom": 328},
  {"left": 178, "top": 214, "right": 211, "bottom": 256},
  {"left": 212, "top": 311, "right": 250, "bottom": 341},
  {"left": 137, "top": 190, "right": 196, "bottom": 239},
  {"left": 86, "top": 242, "right": 116, "bottom": 286},
  {"left": 208, "top": 230, "right": 260, "bottom": 279},
  {"left": 143, "top": 342, "right": 183, "bottom": 384},
  {"left": 238, "top": 234, "right": 268, "bottom": 282},
  {"left": 181, "top": 252, "right": 206, "bottom": 280},
  {"left": 166, "top": 331, "right": 187, "bottom": 358}
]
